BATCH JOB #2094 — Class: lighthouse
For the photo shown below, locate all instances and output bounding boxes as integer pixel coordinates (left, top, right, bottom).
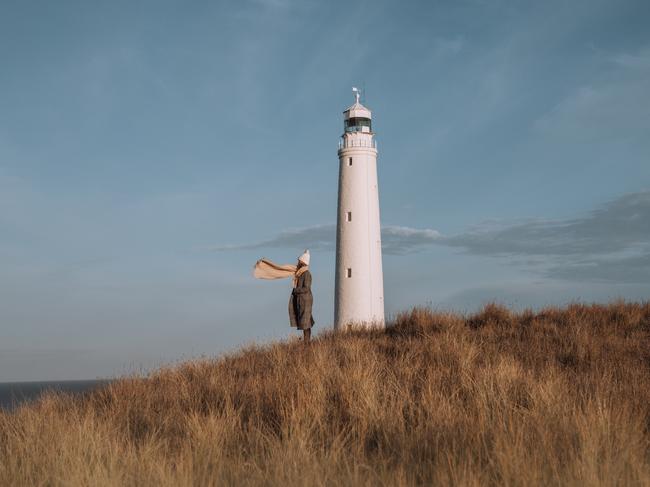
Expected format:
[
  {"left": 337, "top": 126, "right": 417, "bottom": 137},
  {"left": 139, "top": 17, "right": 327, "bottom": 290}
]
[{"left": 334, "top": 88, "right": 385, "bottom": 330}]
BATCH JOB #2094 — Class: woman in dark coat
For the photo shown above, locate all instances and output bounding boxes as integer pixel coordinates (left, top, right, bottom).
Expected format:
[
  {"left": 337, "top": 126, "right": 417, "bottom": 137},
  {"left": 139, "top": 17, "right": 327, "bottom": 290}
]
[{"left": 289, "top": 250, "right": 315, "bottom": 343}]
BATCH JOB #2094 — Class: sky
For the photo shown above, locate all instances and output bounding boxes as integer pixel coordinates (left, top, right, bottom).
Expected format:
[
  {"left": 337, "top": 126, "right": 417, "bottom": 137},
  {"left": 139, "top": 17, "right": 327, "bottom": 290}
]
[{"left": 1, "top": 0, "right": 649, "bottom": 381}]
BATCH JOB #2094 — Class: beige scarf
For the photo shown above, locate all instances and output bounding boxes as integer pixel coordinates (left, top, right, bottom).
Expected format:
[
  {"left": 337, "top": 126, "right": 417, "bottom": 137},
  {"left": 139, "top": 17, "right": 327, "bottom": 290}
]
[{"left": 253, "top": 258, "right": 308, "bottom": 287}]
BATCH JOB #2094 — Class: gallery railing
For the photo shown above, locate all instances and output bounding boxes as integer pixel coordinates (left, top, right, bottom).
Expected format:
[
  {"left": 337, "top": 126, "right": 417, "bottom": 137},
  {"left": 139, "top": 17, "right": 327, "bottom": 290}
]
[{"left": 338, "top": 138, "right": 377, "bottom": 150}]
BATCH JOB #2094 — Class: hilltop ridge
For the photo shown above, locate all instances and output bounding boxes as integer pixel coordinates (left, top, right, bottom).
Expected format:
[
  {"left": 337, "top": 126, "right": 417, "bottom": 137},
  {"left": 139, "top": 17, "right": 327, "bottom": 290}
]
[{"left": 1, "top": 301, "right": 650, "bottom": 486}]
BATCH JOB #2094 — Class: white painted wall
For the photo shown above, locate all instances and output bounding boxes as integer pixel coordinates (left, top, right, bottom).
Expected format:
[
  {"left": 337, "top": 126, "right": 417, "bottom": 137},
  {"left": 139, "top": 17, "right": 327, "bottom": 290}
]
[{"left": 334, "top": 103, "right": 385, "bottom": 329}]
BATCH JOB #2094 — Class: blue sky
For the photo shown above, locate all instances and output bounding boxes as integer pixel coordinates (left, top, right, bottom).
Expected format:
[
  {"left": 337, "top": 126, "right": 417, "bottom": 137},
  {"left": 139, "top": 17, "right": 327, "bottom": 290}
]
[{"left": 1, "top": 0, "right": 649, "bottom": 381}]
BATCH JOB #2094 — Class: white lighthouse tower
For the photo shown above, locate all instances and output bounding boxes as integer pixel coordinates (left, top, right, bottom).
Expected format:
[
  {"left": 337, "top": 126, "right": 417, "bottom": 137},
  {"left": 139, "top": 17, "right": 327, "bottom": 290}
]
[{"left": 334, "top": 88, "right": 385, "bottom": 330}]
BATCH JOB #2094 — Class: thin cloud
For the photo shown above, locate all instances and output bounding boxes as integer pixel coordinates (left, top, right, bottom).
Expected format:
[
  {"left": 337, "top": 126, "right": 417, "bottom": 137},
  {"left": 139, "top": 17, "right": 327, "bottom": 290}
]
[
  {"left": 212, "top": 224, "right": 441, "bottom": 255},
  {"left": 612, "top": 46, "right": 650, "bottom": 71},
  {"left": 212, "top": 224, "right": 336, "bottom": 252},
  {"left": 533, "top": 46, "right": 650, "bottom": 141},
  {"left": 251, "top": 0, "right": 290, "bottom": 7},
  {"left": 443, "top": 191, "right": 650, "bottom": 257},
  {"left": 544, "top": 252, "right": 650, "bottom": 284},
  {"left": 213, "top": 191, "right": 650, "bottom": 283},
  {"left": 443, "top": 191, "right": 650, "bottom": 283},
  {"left": 381, "top": 226, "right": 441, "bottom": 255},
  {"left": 432, "top": 37, "right": 465, "bottom": 57}
]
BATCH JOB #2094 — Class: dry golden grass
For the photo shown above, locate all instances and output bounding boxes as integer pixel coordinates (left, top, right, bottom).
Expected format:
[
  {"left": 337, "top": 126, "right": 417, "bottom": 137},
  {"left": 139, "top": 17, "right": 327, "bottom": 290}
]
[{"left": 2, "top": 301, "right": 650, "bottom": 486}]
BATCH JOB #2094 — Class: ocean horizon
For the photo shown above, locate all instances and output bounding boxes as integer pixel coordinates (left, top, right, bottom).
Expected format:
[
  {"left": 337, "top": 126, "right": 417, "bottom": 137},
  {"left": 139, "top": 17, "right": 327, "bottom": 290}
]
[{"left": 0, "top": 380, "right": 112, "bottom": 411}]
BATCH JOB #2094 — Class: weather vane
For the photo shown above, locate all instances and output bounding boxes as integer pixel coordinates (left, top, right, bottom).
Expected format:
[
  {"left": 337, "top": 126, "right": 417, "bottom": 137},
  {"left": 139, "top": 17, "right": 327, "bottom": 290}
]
[{"left": 352, "top": 86, "right": 361, "bottom": 104}]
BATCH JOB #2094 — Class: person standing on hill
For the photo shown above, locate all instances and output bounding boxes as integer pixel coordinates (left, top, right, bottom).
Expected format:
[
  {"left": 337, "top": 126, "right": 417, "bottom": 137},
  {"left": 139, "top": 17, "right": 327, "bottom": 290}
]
[
  {"left": 253, "top": 250, "right": 315, "bottom": 343},
  {"left": 290, "top": 251, "right": 315, "bottom": 342}
]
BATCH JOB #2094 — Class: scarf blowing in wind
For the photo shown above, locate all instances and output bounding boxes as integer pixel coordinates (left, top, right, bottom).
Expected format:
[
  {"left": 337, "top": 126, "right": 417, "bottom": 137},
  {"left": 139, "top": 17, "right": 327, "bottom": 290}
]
[{"left": 253, "top": 250, "right": 310, "bottom": 286}]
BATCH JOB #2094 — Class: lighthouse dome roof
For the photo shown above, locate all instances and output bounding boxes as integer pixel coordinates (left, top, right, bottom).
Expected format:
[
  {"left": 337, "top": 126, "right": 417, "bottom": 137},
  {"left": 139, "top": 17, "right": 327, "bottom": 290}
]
[{"left": 343, "top": 101, "right": 371, "bottom": 120}]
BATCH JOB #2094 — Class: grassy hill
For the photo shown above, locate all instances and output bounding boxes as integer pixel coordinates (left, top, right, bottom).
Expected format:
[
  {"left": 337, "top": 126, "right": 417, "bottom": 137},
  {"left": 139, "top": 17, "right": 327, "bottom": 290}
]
[{"left": 2, "top": 302, "right": 650, "bottom": 486}]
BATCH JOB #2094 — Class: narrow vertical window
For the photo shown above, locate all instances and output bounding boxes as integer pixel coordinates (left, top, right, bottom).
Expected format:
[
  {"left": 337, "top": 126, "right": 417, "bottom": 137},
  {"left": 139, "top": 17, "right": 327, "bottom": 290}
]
[
  {"left": 348, "top": 157, "right": 352, "bottom": 166},
  {"left": 347, "top": 268, "right": 352, "bottom": 278},
  {"left": 346, "top": 211, "right": 352, "bottom": 222}
]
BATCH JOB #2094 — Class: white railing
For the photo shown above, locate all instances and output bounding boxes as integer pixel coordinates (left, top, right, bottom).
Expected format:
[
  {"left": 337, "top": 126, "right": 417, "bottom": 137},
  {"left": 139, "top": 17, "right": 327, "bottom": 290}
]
[{"left": 338, "top": 138, "right": 377, "bottom": 149}]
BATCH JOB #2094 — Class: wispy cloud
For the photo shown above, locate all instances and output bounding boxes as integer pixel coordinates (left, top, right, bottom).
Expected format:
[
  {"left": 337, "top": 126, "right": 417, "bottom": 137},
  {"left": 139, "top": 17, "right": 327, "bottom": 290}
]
[
  {"left": 213, "top": 224, "right": 336, "bottom": 252},
  {"left": 534, "top": 46, "right": 650, "bottom": 141},
  {"left": 612, "top": 46, "right": 650, "bottom": 71},
  {"left": 381, "top": 226, "right": 441, "bottom": 255},
  {"left": 443, "top": 191, "right": 650, "bottom": 283},
  {"left": 544, "top": 251, "right": 650, "bottom": 283},
  {"left": 443, "top": 191, "right": 650, "bottom": 258},
  {"left": 432, "top": 36, "right": 465, "bottom": 57},
  {"left": 250, "top": 0, "right": 292, "bottom": 8},
  {"left": 214, "top": 191, "right": 650, "bottom": 283},
  {"left": 212, "top": 224, "right": 441, "bottom": 255}
]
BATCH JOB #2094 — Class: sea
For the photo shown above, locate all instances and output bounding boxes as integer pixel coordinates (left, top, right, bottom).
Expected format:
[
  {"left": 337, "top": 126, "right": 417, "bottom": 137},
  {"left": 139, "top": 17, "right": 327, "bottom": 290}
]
[{"left": 0, "top": 380, "right": 111, "bottom": 411}]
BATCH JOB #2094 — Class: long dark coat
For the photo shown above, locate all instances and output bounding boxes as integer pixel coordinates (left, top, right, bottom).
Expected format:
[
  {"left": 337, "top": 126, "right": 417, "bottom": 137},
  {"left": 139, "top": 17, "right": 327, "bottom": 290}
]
[{"left": 288, "top": 270, "right": 315, "bottom": 330}]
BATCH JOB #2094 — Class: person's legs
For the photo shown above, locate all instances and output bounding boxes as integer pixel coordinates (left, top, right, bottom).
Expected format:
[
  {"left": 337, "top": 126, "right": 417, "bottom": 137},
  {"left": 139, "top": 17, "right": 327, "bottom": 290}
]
[{"left": 303, "top": 328, "right": 311, "bottom": 343}]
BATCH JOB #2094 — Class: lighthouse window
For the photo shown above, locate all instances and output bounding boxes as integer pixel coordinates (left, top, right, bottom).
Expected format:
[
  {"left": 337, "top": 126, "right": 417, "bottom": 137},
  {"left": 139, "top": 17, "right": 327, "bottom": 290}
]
[
  {"left": 344, "top": 117, "right": 372, "bottom": 132},
  {"left": 347, "top": 268, "right": 352, "bottom": 278},
  {"left": 346, "top": 211, "right": 352, "bottom": 222},
  {"left": 348, "top": 157, "right": 352, "bottom": 166}
]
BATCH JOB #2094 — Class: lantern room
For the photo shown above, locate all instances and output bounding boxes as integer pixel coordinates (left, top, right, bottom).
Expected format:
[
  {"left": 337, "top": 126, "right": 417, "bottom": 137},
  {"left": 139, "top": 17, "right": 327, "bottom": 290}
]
[{"left": 343, "top": 90, "right": 373, "bottom": 133}]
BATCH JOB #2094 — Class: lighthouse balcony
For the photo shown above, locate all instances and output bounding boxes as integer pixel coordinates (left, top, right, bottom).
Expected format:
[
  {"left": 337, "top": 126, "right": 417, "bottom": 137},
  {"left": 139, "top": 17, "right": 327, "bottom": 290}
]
[{"left": 338, "top": 138, "right": 377, "bottom": 150}]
